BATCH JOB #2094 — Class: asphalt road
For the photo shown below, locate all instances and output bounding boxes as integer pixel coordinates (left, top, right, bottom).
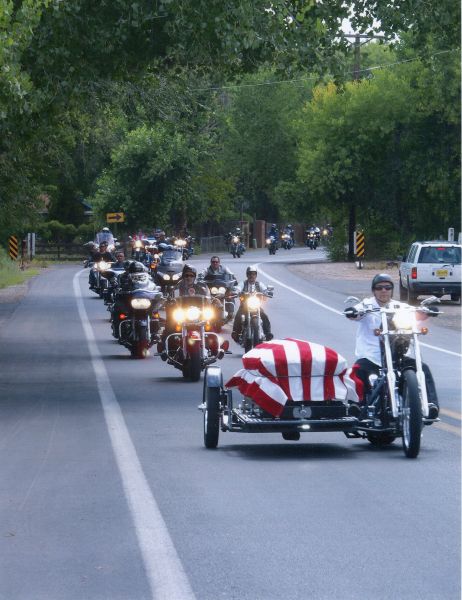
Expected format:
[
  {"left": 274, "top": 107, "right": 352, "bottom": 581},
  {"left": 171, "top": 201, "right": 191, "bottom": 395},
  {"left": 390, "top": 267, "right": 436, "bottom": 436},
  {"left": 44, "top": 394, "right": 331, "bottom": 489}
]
[{"left": 0, "top": 247, "right": 460, "bottom": 600}]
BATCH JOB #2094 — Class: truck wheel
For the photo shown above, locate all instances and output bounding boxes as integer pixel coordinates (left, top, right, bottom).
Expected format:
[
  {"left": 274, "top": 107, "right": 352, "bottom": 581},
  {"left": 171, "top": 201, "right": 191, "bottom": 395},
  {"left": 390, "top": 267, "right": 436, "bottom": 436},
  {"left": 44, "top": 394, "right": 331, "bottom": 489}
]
[
  {"left": 399, "top": 277, "right": 407, "bottom": 301},
  {"left": 407, "top": 280, "right": 418, "bottom": 305}
]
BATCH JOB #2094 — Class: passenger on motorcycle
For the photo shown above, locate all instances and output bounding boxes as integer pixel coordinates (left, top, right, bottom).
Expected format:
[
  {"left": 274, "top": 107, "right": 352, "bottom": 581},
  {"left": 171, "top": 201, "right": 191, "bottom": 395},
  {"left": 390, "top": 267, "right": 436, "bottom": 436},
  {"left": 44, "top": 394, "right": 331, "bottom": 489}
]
[
  {"left": 231, "top": 266, "right": 273, "bottom": 342},
  {"left": 344, "top": 273, "right": 439, "bottom": 415}
]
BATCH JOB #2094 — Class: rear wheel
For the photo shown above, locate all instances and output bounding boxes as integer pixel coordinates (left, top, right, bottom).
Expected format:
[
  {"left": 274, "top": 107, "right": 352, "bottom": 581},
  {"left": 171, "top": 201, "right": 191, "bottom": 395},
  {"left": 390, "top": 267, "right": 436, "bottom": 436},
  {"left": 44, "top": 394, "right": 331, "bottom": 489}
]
[
  {"left": 401, "top": 370, "right": 422, "bottom": 458},
  {"left": 282, "top": 432, "right": 300, "bottom": 441},
  {"left": 204, "top": 387, "right": 221, "bottom": 448}
]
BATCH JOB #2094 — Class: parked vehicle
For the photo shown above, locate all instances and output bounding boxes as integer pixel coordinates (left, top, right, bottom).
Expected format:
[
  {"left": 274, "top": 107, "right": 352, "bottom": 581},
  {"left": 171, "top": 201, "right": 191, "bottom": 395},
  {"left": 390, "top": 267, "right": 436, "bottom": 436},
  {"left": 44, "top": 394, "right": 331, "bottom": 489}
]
[
  {"left": 399, "top": 240, "right": 461, "bottom": 304},
  {"left": 163, "top": 295, "right": 225, "bottom": 381}
]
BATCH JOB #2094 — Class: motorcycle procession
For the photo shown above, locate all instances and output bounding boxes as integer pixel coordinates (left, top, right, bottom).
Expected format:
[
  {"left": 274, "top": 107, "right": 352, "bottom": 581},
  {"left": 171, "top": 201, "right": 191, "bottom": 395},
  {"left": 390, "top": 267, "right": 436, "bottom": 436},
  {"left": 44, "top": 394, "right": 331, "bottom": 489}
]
[{"left": 84, "top": 227, "right": 441, "bottom": 458}]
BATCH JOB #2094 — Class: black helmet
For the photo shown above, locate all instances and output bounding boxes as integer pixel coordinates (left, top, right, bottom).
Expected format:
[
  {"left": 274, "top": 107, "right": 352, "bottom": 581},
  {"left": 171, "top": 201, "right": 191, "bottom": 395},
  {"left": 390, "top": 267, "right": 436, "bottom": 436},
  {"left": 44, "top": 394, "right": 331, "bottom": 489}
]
[
  {"left": 123, "top": 260, "right": 132, "bottom": 270},
  {"left": 272, "top": 223, "right": 276, "bottom": 228},
  {"left": 246, "top": 265, "right": 258, "bottom": 276},
  {"left": 128, "top": 261, "right": 146, "bottom": 274},
  {"left": 182, "top": 264, "right": 197, "bottom": 277},
  {"left": 371, "top": 273, "right": 394, "bottom": 290}
]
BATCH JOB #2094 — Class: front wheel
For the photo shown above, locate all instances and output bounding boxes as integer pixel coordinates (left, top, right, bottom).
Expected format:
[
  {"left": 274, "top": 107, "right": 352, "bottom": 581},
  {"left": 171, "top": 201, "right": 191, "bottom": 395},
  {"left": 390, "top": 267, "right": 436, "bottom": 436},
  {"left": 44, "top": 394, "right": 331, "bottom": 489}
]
[
  {"left": 187, "top": 345, "right": 202, "bottom": 382},
  {"left": 131, "top": 339, "right": 149, "bottom": 359},
  {"left": 401, "top": 369, "right": 422, "bottom": 458},
  {"left": 204, "top": 387, "right": 221, "bottom": 448}
]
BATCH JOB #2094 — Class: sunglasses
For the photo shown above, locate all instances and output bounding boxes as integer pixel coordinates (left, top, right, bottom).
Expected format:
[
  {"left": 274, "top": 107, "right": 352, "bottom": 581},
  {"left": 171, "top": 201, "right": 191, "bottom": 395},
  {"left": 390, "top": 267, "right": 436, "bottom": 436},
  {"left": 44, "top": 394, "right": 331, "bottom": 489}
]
[
  {"left": 184, "top": 273, "right": 195, "bottom": 278},
  {"left": 374, "top": 285, "right": 393, "bottom": 291}
]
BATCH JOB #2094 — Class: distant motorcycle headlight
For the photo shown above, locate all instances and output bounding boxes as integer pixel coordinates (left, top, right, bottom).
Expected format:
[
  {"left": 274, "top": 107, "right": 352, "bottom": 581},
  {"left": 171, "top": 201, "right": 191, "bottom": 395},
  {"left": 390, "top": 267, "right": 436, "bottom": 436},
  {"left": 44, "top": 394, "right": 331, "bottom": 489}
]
[
  {"left": 232, "top": 236, "right": 239, "bottom": 243},
  {"left": 131, "top": 298, "right": 151, "bottom": 309},
  {"left": 247, "top": 296, "right": 261, "bottom": 310},
  {"left": 175, "top": 239, "right": 186, "bottom": 247},
  {"left": 173, "top": 308, "right": 185, "bottom": 323},
  {"left": 172, "top": 273, "right": 181, "bottom": 281},
  {"left": 203, "top": 307, "right": 214, "bottom": 320},
  {"left": 265, "top": 238, "right": 271, "bottom": 244},
  {"left": 186, "top": 306, "right": 201, "bottom": 321},
  {"left": 392, "top": 309, "right": 415, "bottom": 331},
  {"left": 97, "top": 261, "right": 110, "bottom": 271},
  {"left": 210, "top": 286, "right": 218, "bottom": 294},
  {"left": 162, "top": 273, "right": 171, "bottom": 281},
  {"left": 135, "top": 240, "right": 142, "bottom": 249},
  {"left": 218, "top": 286, "right": 226, "bottom": 294}
]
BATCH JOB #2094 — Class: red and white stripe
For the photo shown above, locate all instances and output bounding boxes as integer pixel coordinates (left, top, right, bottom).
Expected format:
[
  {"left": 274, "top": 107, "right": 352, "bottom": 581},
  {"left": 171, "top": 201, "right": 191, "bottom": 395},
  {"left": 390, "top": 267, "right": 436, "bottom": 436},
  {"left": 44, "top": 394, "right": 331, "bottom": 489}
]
[{"left": 226, "top": 338, "right": 362, "bottom": 417}]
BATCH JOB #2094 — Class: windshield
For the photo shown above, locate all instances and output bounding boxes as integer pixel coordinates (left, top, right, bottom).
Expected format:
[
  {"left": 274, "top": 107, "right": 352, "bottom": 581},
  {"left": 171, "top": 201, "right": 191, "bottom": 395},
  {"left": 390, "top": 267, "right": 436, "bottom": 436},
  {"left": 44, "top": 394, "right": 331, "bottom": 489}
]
[
  {"left": 160, "top": 248, "right": 182, "bottom": 265},
  {"left": 418, "top": 246, "right": 461, "bottom": 264}
]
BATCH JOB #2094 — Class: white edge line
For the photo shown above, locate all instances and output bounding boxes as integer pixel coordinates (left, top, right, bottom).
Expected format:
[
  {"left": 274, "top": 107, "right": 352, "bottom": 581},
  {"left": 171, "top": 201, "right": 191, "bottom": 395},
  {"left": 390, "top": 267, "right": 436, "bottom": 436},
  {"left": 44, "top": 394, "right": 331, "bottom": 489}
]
[
  {"left": 257, "top": 265, "right": 462, "bottom": 358},
  {"left": 73, "top": 269, "right": 196, "bottom": 600}
]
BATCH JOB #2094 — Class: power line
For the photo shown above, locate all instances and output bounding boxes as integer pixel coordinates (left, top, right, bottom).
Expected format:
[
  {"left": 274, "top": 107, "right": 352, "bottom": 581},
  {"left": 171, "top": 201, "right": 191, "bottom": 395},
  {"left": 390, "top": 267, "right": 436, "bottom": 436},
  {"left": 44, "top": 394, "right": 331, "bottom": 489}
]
[{"left": 188, "top": 49, "right": 458, "bottom": 92}]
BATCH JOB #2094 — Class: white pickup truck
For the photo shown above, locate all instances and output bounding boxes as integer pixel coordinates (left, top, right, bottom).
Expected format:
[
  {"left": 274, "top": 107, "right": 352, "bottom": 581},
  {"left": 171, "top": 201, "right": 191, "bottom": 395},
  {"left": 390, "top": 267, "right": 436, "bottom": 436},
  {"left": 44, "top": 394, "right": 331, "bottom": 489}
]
[{"left": 399, "top": 240, "right": 461, "bottom": 304}]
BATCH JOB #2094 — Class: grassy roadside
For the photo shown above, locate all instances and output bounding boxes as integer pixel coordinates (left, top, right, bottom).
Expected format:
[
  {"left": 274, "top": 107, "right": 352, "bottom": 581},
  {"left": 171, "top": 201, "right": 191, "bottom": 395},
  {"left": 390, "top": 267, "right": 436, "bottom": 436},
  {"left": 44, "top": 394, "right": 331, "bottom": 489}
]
[{"left": 0, "top": 248, "right": 44, "bottom": 290}]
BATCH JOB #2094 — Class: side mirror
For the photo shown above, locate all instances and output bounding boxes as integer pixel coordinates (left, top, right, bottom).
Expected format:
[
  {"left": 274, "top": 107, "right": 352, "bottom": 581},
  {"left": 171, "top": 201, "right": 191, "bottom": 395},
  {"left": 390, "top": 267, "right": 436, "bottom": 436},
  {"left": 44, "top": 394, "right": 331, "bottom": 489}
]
[
  {"left": 267, "top": 286, "right": 274, "bottom": 293},
  {"left": 345, "top": 296, "right": 360, "bottom": 305}
]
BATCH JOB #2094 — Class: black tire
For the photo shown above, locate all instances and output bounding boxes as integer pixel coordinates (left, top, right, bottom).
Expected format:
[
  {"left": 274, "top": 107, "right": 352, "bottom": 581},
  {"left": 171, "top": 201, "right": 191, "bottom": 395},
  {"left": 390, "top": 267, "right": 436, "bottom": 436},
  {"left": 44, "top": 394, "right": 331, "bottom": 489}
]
[
  {"left": 204, "top": 387, "right": 220, "bottom": 448},
  {"left": 399, "top": 277, "right": 407, "bottom": 301},
  {"left": 251, "top": 320, "right": 260, "bottom": 348},
  {"left": 188, "top": 345, "right": 202, "bottom": 382},
  {"left": 407, "top": 280, "right": 418, "bottom": 306},
  {"left": 450, "top": 294, "right": 460, "bottom": 303},
  {"left": 282, "top": 432, "right": 300, "bottom": 441},
  {"left": 367, "top": 433, "right": 396, "bottom": 447},
  {"left": 401, "top": 369, "right": 422, "bottom": 458},
  {"left": 131, "top": 339, "right": 149, "bottom": 359}
]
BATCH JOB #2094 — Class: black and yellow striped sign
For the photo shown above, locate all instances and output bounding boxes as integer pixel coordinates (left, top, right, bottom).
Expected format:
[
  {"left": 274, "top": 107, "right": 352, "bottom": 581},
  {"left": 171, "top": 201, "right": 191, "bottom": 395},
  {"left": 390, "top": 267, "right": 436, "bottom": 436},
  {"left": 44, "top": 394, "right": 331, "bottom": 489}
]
[
  {"left": 355, "top": 231, "right": 365, "bottom": 258},
  {"left": 8, "top": 235, "right": 19, "bottom": 260}
]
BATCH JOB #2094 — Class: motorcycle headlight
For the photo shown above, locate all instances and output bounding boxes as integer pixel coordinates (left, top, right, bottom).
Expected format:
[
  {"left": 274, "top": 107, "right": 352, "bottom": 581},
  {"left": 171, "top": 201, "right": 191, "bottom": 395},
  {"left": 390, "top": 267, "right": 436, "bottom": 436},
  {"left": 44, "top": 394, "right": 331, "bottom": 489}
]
[
  {"left": 392, "top": 309, "right": 416, "bottom": 331},
  {"left": 173, "top": 308, "right": 185, "bottom": 323},
  {"left": 135, "top": 241, "right": 142, "bottom": 249},
  {"left": 266, "top": 238, "right": 271, "bottom": 244},
  {"left": 210, "top": 286, "right": 219, "bottom": 294},
  {"left": 97, "top": 261, "right": 110, "bottom": 271},
  {"left": 218, "top": 286, "right": 226, "bottom": 294},
  {"left": 232, "top": 236, "right": 239, "bottom": 243},
  {"left": 186, "top": 306, "right": 201, "bottom": 321},
  {"left": 172, "top": 273, "right": 181, "bottom": 281},
  {"left": 247, "top": 296, "right": 261, "bottom": 310},
  {"left": 162, "top": 273, "right": 171, "bottom": 281},
  {"left": 202, "top": 307, "right": 214, "bottom": 321},
  {"left": 131, "top": 298, "right": 151, "bottom": 310},
  {"left": 175, "top": 239, "right": 186, "bottom": 247}
]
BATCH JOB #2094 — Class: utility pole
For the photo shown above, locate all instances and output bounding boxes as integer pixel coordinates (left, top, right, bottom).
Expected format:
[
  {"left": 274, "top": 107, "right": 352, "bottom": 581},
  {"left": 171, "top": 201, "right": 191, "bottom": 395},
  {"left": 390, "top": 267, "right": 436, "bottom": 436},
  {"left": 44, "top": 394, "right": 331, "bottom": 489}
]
[{"left": 344, "top": 33, "right": 385, "bottom": 261}]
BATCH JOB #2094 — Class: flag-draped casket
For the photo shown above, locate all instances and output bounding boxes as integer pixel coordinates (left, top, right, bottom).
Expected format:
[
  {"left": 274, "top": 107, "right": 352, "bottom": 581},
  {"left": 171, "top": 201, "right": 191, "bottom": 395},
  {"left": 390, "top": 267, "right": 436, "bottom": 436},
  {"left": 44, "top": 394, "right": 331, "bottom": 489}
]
[{"left": 225, "top": 338, "right": 363, "bottom": 417}]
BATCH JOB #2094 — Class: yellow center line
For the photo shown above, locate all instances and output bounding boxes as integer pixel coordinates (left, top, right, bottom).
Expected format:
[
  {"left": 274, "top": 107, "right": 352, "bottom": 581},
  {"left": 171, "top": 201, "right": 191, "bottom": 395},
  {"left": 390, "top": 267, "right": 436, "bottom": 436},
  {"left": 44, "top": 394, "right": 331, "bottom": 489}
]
[
  {"left": 435, "top": 421, "right": 461, "bottom": 436},
  {"left": 440, "top": 408, "right": 462, "bottom": 420}
]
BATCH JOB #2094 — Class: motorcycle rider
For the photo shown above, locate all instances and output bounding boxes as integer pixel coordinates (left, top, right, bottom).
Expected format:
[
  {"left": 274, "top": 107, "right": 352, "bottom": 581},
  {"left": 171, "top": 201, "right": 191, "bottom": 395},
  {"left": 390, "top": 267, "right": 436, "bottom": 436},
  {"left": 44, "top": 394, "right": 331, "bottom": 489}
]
[
  {"left": 200, "top": 256, "right": 235, "bottom": 280},
  {"left": 231, "top": 266, "right": 273, "bottom": 343},
  {"left": 268, "top": 223, "right": 279, "bottom": 241},
  {"left": 88, "top": 241, "right": 114, "bottom": 290},
  {"left": 111, "top": 261, "right": 149, "bottom": 337},
  {"left": 95, "top": 227, "right": 115, "bottom": 249},
  {"left": 285, "top": 224, "right": 295, "bottom": 244},
  {"left": 158, "top": 264, "right": 211, "bottom": 357},
  {"left": 344, "top": 273, "right": 439, "bottom": 416}
]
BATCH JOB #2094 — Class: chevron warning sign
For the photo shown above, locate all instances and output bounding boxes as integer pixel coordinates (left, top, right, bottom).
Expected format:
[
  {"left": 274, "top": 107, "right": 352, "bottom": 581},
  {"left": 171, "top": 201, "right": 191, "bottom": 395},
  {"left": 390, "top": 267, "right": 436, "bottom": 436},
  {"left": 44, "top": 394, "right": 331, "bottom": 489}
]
[
  {"left": 8, "top": 235, "right": 19, "bottom": 260},
  {"left": 354, "top": 231, "right": 365, "bottom": 258}
]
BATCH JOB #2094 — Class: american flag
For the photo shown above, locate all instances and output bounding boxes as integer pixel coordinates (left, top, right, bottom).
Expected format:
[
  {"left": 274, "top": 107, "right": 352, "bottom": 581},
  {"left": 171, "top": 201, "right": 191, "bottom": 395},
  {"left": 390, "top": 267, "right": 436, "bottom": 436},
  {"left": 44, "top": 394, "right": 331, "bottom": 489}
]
[{"left": 225, "top": 338, "right": 363, "bottom": 417}]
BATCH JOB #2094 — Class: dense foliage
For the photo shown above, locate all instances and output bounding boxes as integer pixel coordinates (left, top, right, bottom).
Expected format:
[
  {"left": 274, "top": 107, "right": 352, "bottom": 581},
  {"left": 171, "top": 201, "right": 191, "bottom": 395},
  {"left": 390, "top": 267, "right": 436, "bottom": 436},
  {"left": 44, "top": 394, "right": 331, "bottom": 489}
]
[{"left": 0, "top": 0, "right": 459, "bottom": 255}]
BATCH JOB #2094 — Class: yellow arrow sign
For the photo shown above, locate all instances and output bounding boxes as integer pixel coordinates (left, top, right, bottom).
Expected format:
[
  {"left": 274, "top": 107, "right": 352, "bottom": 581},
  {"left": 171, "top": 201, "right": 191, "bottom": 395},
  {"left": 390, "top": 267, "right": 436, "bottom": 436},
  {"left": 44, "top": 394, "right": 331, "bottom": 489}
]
[{"left": 106, "top": 212, "right": 125, "bottom": 223}]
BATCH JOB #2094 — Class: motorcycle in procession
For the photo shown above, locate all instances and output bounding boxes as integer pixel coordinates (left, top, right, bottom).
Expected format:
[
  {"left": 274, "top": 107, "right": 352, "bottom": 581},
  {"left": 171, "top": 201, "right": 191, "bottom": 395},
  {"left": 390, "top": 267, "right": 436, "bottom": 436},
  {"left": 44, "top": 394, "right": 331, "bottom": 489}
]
[
  {"left": 88, "top": 260, "right": 113, "bottom": 298},
  {"left": 111, "top": 266, "right": 164, "bottom": 359},
  {"left": 266, "top": 235, "right": 278, "bottom": 255},
  {"left": 174, "top": 237, "right": 195, "bottom": 261},
  {"left": 202, "top": 273, "right": 238, "bottom": 331},
  {"left": 306, "top": 231, "right": 318, "bottom": 250},
  {"left": 230, "top": 235, "right": 245, "bottom": 258},
  {"left": 163, "top": 295, "right": 225, "bottom": 381},
  {"left": 236, "top": 287, "right": 274, "bottom": 352},
  {"left": 280, "top": 232, "right": 293, "bottom": 250},
  {"left": 154, "top": 244, "right": 184, "bottom": 296},
  {"left": 343, "top": 295, "right": 441, "bottom": 457}
]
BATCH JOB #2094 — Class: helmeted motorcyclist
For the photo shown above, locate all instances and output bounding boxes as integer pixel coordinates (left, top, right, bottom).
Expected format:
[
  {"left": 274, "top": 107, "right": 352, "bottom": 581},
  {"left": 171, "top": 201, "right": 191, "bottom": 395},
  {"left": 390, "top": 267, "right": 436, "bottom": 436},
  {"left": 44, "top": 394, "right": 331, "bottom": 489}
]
[
  {"left": 95, "top": 227, "right": 115, "bottom": 249},
  {"left": 268, "top": 223, "right": 279, "bottom": 240},
  {"left": 344, "top": 273, "right": 439, "bottom": 416},
  {"left": 111, "top": 261, "right": 153, "bottom": 337},
  {"left": 231, "top": 265, "right": 273, "bottom": 342}
]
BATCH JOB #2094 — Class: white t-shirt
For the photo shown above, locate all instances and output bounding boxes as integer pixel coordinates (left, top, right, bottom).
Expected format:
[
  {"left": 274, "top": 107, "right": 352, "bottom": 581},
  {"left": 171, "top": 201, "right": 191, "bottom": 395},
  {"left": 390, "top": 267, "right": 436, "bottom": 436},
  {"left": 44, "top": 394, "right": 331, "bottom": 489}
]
[{"left": 352, "top": 297, "right": 407, "bottom": 366}]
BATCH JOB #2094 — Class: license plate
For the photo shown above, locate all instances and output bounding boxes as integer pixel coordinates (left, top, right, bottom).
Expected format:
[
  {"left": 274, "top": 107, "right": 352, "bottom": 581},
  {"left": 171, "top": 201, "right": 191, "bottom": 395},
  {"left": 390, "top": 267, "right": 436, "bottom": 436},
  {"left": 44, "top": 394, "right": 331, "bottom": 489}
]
[{"left": 435, "top": 269, "right": 448, "bottom": 278}]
